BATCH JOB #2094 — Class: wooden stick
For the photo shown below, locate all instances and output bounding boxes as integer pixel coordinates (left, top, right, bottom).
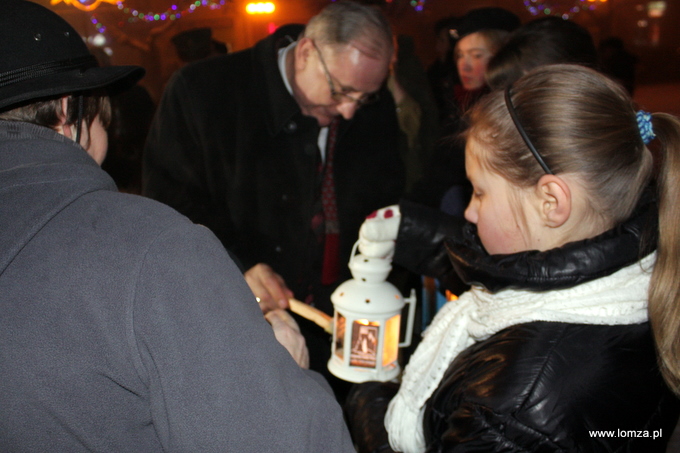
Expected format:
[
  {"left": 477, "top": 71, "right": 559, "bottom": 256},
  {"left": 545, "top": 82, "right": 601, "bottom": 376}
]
[{"left": 288, "top": 298, "right": 333, "bottom": 334}]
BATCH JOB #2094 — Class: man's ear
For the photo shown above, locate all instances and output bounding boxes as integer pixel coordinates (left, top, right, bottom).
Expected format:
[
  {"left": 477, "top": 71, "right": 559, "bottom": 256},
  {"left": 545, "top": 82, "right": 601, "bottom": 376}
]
[
  {"left": 294, "top": 37, "right": 314, "bottom": 71},
  {"left": 536, "top": 174, "right": 572, "bottom": 228},
  {"left": 54, "top": 96, "right": 72, "bottom": 139}
]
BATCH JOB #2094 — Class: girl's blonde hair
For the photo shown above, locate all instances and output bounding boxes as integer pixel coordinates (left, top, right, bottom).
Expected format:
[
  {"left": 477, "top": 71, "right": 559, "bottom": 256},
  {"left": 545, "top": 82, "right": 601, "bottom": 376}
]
[
  {"left": 466, "top": 63, "right": 680, "bottom": 395},
  {"left": 466, "top": 64, "right": 651, "bottom": 226},
  {"left": 648, "top": 112, "right": 680, "bottom": 395}
]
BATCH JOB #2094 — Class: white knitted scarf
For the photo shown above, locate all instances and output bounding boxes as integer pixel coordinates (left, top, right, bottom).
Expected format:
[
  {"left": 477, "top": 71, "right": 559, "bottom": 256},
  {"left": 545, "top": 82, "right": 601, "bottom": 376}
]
[{"left": 385, "top": 253, "right": 655, "bottom": 453}]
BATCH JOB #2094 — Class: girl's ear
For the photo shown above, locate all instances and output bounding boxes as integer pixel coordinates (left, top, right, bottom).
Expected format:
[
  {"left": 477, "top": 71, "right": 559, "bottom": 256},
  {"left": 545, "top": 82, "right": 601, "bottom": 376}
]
[{"left": 536, "top": 174, "right": 572, "bottom": 228}]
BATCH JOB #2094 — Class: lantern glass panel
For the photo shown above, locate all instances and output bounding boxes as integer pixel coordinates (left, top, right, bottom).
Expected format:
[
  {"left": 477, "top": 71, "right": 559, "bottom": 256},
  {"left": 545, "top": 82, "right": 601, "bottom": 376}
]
[
  {"left": 334, "top": 313, "right": 346, "bottom": 360},
  {"left": 349, "top": 319, "right": 380, "bottom": 368},
  {"left": 383, "top": 314, "right": 400, "bottom": 366}
]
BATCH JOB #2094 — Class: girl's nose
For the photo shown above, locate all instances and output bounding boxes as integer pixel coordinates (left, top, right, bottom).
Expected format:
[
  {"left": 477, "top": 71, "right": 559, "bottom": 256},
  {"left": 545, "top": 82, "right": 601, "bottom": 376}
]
[{"left": 464, "top": 201, "right": 477, "bottom": 224}]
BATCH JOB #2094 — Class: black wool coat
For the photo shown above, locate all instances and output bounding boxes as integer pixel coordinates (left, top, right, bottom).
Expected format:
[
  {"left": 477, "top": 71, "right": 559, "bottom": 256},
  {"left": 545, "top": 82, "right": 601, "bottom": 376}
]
[{"left": 143, "top": 25, "right": 405, "bottom": 308}]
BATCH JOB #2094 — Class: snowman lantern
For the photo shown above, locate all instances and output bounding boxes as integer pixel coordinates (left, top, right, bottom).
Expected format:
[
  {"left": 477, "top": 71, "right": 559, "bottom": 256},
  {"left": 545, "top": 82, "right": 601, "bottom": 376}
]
[{"left": 327, "top": 240, "right": 416, "bottom": 383}]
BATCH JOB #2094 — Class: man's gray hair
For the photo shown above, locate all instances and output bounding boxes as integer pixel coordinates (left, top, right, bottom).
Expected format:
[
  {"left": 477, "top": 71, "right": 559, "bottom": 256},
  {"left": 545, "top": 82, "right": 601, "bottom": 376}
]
[{"left": 304, "top": 1, "right": 393, "bottom": 59}]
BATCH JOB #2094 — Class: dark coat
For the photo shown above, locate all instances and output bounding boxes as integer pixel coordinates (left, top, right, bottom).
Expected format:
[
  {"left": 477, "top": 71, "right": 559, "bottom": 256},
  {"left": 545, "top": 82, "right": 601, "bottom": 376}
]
[
  {"left": 143, "top": 25, "right": 405, "bottom": 307},
  {"left": 422, "top": 320, "right": 677, "bottom": 452},
  {"left": 345, "top": 198, "right": 679, "bottom": 452}
]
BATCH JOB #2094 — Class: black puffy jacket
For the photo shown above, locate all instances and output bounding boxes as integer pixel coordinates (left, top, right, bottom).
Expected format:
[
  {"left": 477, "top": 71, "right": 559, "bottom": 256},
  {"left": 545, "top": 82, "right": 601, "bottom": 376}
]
[{"left": 346, "top": 198, "right": 679, "bottom": 452}]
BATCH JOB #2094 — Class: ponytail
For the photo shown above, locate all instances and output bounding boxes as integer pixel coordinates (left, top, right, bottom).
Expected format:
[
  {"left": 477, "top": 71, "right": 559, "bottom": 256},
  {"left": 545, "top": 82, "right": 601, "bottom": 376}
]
[{"left": 648, "top": 113, "right": 680, "bottom": 395}]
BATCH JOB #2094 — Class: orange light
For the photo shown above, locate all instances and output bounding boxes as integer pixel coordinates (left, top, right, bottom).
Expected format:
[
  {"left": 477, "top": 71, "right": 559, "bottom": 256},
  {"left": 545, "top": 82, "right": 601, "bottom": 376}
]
[
  {"left": 648, "top": 1, "right": 667, "bottom": 18},
  {"left": 246, "top": 2, "right": 275, "bottom": 14},
  {"left": 383, "top": 315, "right": 400, "bottom": 366},
  {"left": 50, "top": 0, "right": 119, "bottom": 12},
  {"left": 355, "top": 319, "right": 379, "bottom": 326},
  {"left": 445, "top": 290, "right": 458, "bottom": 302}
]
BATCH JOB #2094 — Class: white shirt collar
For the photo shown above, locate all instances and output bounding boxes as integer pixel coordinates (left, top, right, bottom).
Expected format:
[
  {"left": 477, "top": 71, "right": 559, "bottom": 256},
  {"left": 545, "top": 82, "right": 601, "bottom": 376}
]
[{"left": 278, "top": 40, "right": 329, "bottom": 161}]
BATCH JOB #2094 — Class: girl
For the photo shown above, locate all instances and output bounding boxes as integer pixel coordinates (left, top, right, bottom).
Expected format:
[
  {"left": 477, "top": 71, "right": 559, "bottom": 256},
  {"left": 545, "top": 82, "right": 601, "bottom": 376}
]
[{"left": 347, "top": 64, "right": 680, "bottom": 452}]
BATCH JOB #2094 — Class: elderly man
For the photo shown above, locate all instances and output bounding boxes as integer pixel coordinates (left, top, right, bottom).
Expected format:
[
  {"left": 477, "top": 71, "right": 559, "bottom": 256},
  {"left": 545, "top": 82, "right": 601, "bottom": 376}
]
[
  {"left": 0, "top": 0, "right": 355, "bottom": 450},
  {"left": 143, "top": 1, "right": 405, "bottom": 317},
  {"left": 144, "top": 1, "right": 406, "bottom": 397}
]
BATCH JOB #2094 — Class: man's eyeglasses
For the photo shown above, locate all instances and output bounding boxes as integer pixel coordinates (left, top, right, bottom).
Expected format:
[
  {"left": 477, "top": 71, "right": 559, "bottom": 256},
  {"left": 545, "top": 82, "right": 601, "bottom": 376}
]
[{"left": 311, "top": 40, "right": 379, "bottom": 107}]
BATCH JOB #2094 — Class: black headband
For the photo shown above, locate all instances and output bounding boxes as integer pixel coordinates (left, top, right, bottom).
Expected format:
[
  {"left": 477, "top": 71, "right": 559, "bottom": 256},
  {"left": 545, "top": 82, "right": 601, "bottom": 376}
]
[{"left": 504, "top": 86, "right": 553, "bottom": 175}]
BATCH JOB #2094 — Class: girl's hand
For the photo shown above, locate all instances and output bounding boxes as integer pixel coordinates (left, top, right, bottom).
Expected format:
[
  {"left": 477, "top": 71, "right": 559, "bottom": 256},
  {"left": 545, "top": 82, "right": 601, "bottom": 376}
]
[{"left": 358, "top": 205, "right": 401, "bottom": 258}]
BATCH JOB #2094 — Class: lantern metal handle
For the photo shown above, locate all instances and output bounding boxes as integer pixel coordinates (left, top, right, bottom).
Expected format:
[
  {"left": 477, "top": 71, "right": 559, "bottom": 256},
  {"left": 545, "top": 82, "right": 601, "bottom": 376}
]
[
  {"left": 399, "top": 288, "right": 417, "bottom": 348},
  {"left": 349, "top": 240, "right": 360, "bottom": 266}
]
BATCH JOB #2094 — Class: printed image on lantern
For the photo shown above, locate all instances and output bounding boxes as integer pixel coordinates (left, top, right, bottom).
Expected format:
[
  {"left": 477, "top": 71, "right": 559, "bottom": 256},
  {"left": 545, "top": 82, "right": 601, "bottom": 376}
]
[{"left": 328, "top": 242, "right": 416, "bottom": 383}]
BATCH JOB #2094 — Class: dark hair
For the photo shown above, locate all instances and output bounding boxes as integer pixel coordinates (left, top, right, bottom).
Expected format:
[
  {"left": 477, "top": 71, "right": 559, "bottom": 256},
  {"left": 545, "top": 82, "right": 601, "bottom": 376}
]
[
  {"left": 433, "top": 16, "right": 459, "bottom": 61},
  {"left": 452, "top": 7, "right": 520, "bottom": 40},
  {"left": 486, "top": 17, "right": 598, "bottom": 90},
  {"left": 0, "top": 93, "right": 111, "bottom": 135},
  {"left": 434, "top": 15, "right": 459, "bottom": 35}
]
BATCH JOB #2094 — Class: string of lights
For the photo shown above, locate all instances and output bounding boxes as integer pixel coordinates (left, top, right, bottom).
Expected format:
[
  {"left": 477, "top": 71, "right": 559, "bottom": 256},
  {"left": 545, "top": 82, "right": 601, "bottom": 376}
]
[
  {"left": 523, "top": 0, "right": 607, "bottom": 20},
  {"left": 409, "top": 0, "right": 426, "bottom": 12},
  {"left": 58, "top": 0, "right": 616, "bottom": 23},
  {"left": 87, "top": 0, "right": 227, "bottom": 33}
]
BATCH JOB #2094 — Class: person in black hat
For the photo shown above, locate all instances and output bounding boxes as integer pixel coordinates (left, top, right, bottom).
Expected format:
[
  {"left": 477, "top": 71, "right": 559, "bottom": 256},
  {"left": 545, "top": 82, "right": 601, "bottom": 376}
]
[
  {"left": 171, "top": 27, "right": 228, "bottom": 63},
  {"left": 451, "top": 7, "right": 520, "bottom": 102},
  {"left": 0, "top": 1, "right": 354, "bottom": 451},
  {"left": 408, "top": 7, "right": 519, "bottom": 216}
]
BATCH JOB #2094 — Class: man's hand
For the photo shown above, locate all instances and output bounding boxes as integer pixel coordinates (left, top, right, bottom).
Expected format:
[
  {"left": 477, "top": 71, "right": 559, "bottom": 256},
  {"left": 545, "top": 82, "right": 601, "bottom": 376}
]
[
  {"left": 265, "top": 309, "right": 310, "bottom": 369},
  {"left": 245, "top": 263, "right": 293, "bottom": 313}
]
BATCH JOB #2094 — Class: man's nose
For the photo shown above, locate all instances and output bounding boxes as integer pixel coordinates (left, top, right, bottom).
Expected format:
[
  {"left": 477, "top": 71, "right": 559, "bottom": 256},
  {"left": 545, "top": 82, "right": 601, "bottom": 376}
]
[{"left": 336, "top": 100, "right": 360, "bottom": 120}]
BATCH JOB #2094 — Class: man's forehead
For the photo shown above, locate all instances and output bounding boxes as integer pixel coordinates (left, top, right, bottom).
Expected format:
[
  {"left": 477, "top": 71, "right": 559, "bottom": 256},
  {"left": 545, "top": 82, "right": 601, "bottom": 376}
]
[
  {"left": 352, "top": 38, "right": 393, "bottom": 61},
  {"left": 324, "top": 37, "right": 392, "bottom": 63},
  {"left": 344, "top": 44, "right": 386, "bottom": 67}
]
